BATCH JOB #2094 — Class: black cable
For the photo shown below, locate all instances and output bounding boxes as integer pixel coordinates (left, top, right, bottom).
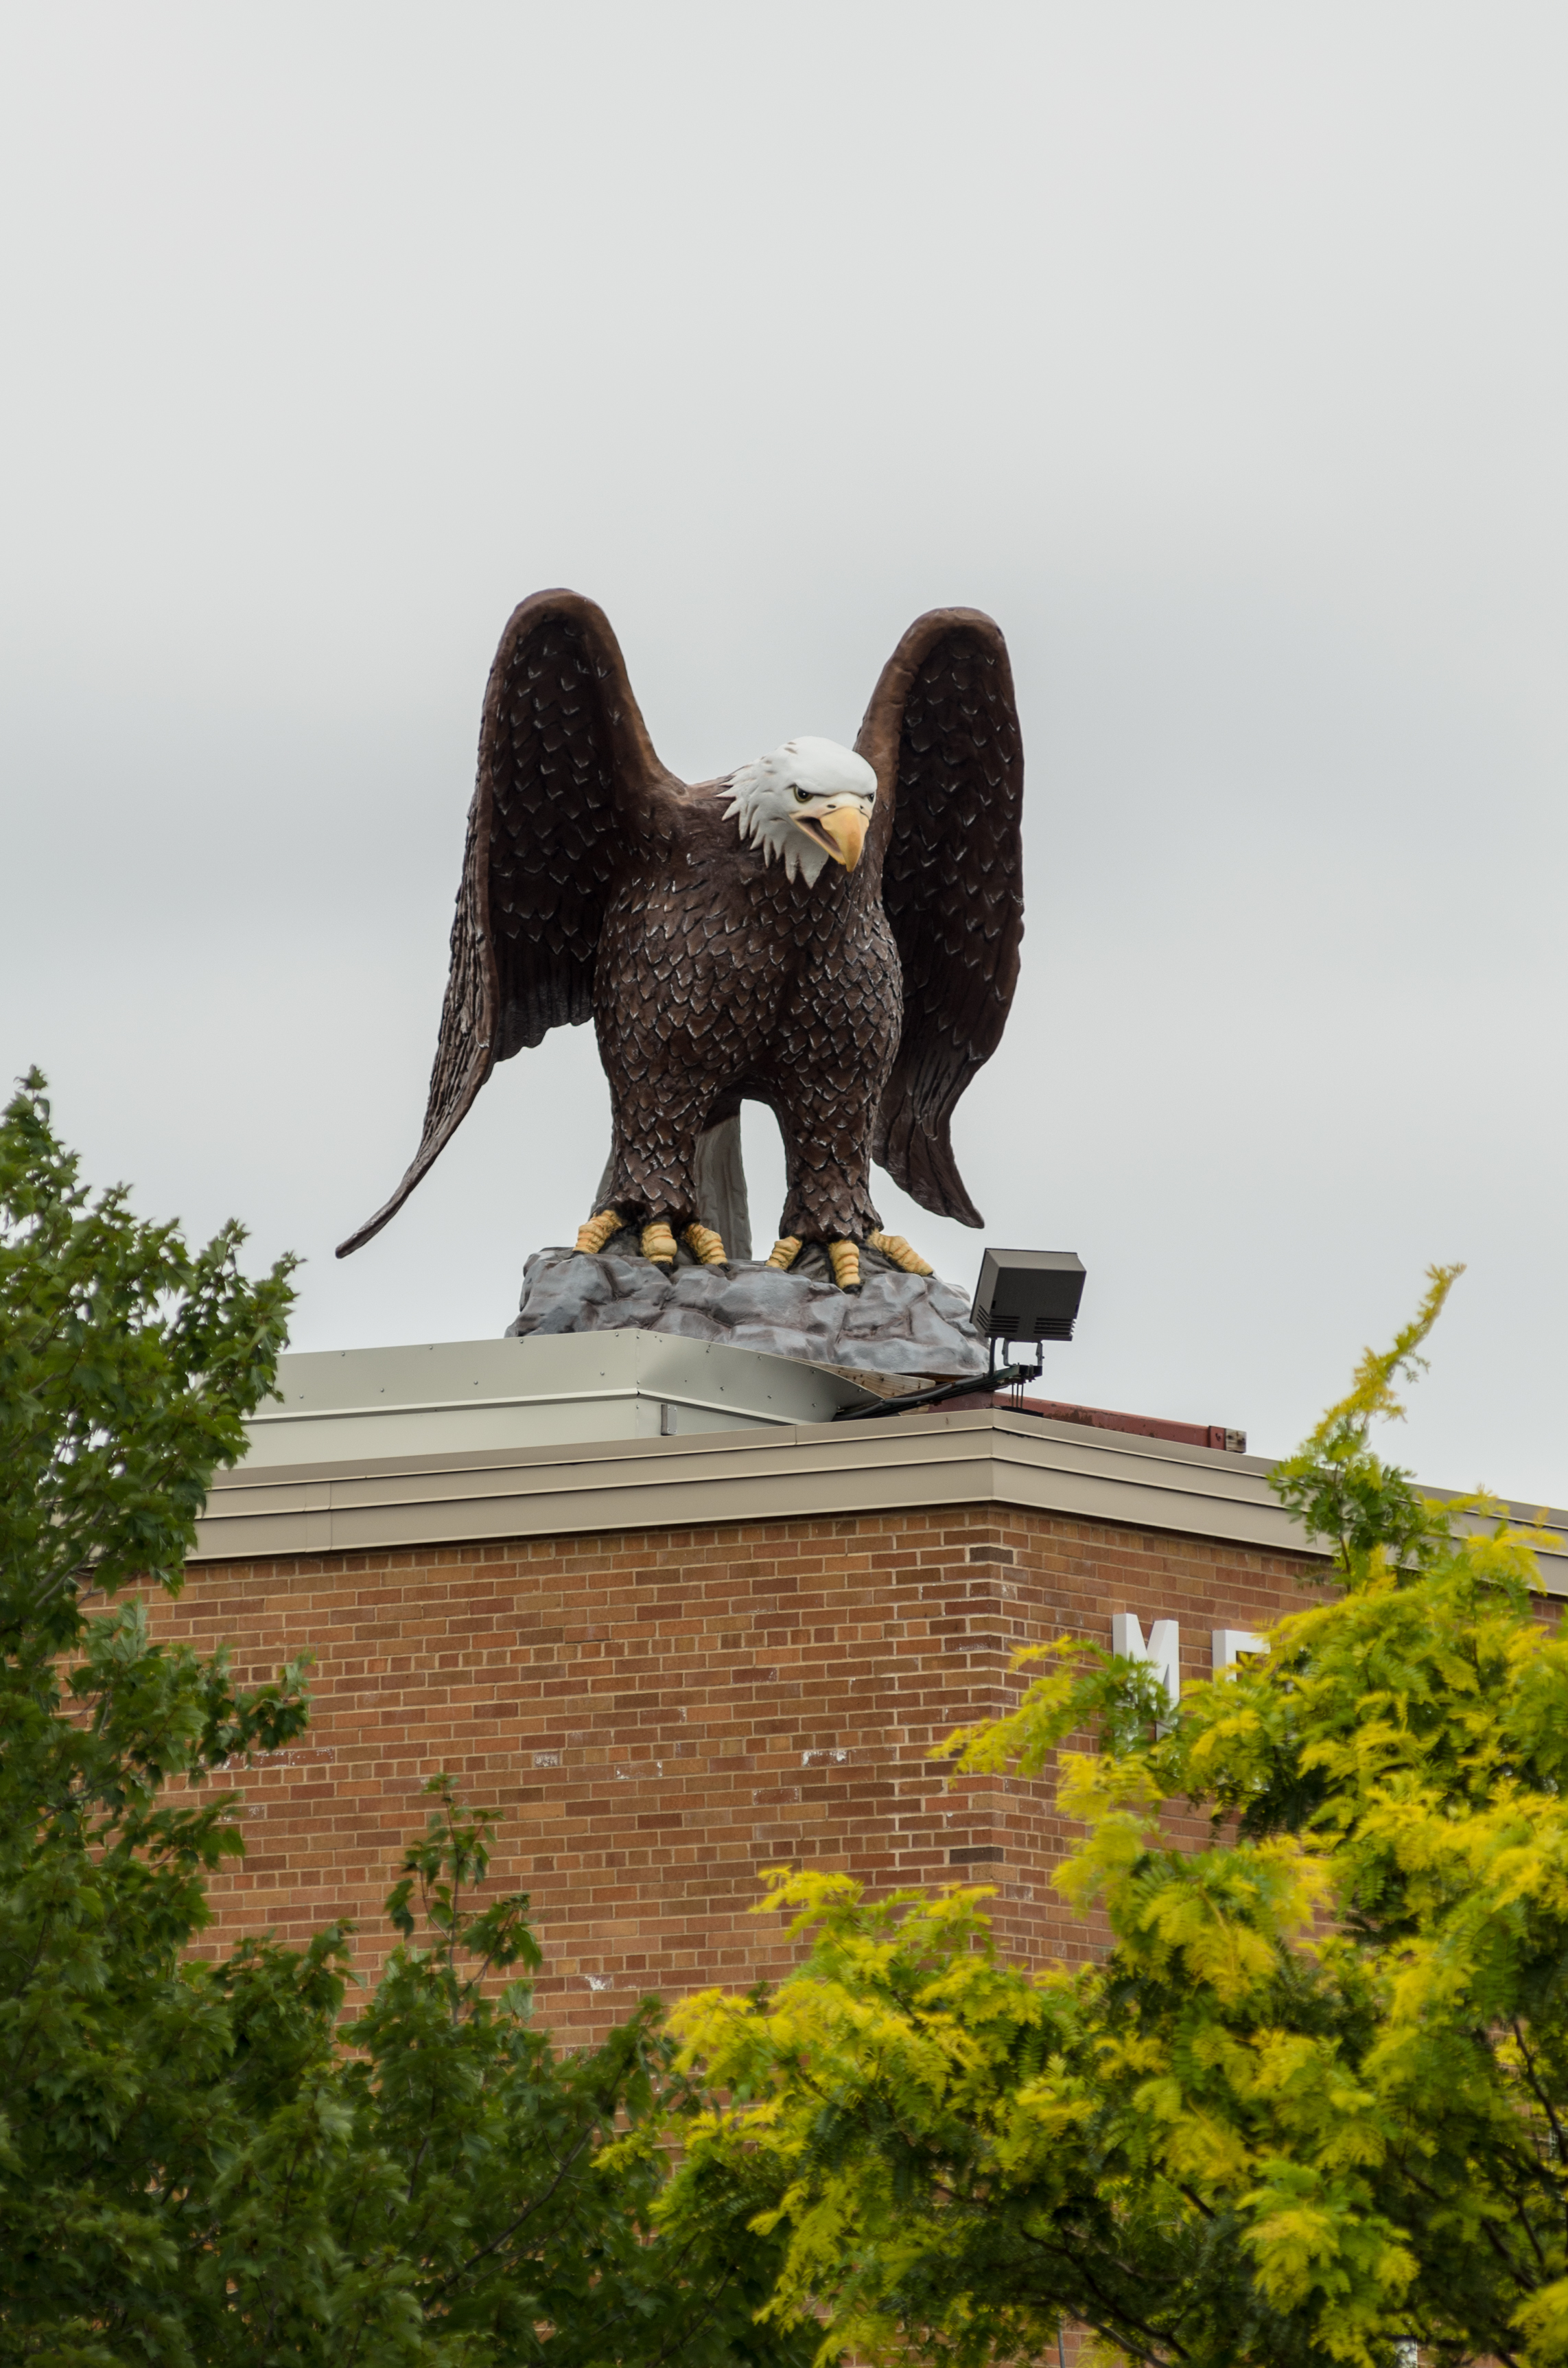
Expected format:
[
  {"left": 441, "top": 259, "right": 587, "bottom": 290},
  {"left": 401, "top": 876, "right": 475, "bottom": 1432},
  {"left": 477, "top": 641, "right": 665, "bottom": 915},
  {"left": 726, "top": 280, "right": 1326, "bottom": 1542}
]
[{"left": 832, "top": 1340, "right": 1045, "bottom": 1422}]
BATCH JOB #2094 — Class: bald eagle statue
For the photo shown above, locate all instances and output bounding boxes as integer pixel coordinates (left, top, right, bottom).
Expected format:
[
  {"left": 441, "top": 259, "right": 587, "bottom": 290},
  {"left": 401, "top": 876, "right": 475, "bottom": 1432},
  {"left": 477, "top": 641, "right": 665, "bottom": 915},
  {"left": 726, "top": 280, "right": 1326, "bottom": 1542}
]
[{"left": 338, "top": 589, "right": 1025, "bottom": 1292}]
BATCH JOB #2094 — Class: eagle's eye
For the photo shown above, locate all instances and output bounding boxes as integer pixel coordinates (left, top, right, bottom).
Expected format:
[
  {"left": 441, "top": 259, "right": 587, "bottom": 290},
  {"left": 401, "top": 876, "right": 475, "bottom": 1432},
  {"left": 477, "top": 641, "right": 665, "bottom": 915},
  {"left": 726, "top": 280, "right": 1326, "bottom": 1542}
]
[{"left": 791, "top": 785, "right": 812, "bottom": 804}]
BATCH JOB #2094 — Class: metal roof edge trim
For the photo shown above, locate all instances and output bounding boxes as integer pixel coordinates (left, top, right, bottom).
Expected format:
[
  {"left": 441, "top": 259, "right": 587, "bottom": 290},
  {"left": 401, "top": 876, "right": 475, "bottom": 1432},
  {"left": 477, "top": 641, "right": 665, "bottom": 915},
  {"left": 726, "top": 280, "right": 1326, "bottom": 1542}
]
[{"left": 187, "top": 1406, "right": 1568, "bottom": 1588}]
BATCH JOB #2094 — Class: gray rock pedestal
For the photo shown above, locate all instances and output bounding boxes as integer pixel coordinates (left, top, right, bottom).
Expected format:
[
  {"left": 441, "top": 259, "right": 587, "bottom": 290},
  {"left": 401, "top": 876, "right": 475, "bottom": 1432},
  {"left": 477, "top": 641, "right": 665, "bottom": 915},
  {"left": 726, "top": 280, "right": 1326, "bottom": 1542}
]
[{"left": 508, "top": 1240, "right": 989, "bottom": 1382}]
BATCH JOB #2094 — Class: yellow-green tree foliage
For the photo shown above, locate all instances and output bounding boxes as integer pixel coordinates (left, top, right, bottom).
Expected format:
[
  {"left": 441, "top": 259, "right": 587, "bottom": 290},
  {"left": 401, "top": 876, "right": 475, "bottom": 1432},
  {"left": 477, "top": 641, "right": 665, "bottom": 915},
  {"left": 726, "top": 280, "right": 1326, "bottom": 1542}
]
[{"left": 664, "top": 1270, "right": 1568, "bottom": 2368}]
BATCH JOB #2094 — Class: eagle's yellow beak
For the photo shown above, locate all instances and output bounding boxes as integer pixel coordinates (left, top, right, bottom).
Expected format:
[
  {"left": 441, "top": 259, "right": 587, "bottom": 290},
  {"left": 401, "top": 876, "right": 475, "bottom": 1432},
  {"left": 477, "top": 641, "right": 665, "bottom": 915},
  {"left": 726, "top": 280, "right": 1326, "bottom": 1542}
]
[{"left": 815, "top": 804, "right": 868, "bottom": 872}]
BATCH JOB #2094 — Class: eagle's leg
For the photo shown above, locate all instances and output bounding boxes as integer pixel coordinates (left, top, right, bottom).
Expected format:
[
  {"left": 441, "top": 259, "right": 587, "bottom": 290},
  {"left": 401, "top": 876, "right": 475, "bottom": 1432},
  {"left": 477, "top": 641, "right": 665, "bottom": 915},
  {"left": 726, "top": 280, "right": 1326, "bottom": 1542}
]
[
  {"left": 594, "top": 1074, "right": 736, "bottom": 1266},
  {"left": 764, "top": 1236, "right": 803, "bottom": 1273},
  {"left": 576, "top": 1209, "right": 627, "bottom": 1256},
  {"left": 769, "top": 1043, "right": 885, "bottom": 1243}
]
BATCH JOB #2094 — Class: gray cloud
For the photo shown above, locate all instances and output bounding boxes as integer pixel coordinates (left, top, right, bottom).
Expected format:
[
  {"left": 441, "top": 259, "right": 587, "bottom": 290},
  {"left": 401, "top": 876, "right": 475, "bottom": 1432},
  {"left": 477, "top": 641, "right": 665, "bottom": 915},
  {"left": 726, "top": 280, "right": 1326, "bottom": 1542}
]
[{"left": 3, "top": 2, "right": 1564, "bottom": 1500}]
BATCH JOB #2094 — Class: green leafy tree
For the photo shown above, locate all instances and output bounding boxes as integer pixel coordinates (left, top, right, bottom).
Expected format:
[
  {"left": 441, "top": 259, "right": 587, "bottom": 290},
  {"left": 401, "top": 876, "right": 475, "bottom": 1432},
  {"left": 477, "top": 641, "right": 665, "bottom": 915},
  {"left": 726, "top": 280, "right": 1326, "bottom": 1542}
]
[
  {"left": 0, "top": 1065, "right": 307, "bottom": 2355},
  {"left": 180, "top": 1776, "right": 806, "bottom": 2365},
  {"left": 0, "top": 1072, "right": 810, "bottom": 2366},
  {"left": 664, "top": 1268, "right": 1568, "bottom": 2367}
]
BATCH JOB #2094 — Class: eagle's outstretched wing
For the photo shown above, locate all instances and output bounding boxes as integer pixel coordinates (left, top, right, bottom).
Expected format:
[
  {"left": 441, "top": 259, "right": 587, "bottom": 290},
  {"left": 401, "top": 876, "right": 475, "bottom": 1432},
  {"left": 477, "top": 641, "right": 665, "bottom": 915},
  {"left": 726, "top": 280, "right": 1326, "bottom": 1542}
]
[
  {"left": 338, "top": 590, "right": 681, "bottom": 1256},
  {"left": 856, "top": 607, "right": 1025, "bottom": 1229}
]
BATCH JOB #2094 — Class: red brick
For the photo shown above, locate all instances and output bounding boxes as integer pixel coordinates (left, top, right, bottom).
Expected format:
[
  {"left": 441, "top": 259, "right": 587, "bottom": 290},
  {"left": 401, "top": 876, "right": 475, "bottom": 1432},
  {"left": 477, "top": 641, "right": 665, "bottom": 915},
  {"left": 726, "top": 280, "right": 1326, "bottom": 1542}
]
[{"left": 144, "top": 1507, "right": 1326, "bottom": 2043}]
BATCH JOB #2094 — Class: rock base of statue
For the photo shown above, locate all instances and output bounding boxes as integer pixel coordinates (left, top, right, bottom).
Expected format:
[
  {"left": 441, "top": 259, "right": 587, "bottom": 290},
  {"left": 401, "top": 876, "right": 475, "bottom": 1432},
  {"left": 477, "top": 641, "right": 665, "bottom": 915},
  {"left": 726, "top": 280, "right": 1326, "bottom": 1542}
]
[{"left": 507, "top": 1236, "right": 988, "bottom": 1384}]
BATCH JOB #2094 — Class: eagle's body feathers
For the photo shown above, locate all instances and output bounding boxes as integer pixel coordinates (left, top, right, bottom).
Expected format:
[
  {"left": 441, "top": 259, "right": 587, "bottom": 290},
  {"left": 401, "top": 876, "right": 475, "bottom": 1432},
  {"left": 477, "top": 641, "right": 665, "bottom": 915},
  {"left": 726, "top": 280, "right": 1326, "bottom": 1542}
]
[{"left": 337, "top": 591, "right": 1025, "bottom": 1264}]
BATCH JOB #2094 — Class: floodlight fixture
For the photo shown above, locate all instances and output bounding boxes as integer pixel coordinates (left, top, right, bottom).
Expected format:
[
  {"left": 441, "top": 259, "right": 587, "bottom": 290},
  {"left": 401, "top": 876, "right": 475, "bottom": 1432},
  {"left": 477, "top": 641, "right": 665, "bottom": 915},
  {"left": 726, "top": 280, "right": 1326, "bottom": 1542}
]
[
  {"left": 972, "top": 1249, "right": 1086, "bottom": 1346},
  {"left": 834, "top": 1246, "right": 1087, "bottom": 1421}
]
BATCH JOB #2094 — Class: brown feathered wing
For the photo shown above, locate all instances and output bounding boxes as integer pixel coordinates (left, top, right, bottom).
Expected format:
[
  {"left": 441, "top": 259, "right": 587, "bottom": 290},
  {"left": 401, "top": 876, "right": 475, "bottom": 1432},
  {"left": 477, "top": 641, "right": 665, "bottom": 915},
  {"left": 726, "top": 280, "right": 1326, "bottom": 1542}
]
[
  {"left": 856, "top": 607, "right": 1025, "bottom": 1229},
  {"left": 337, "top": 590, "right": 681, "bottom": 1255}
]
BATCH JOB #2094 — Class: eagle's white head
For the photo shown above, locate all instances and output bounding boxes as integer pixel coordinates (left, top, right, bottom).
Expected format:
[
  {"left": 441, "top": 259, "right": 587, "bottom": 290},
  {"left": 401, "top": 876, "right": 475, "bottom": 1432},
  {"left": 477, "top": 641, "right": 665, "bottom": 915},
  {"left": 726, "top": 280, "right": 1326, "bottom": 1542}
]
[{"left": 721, "top": 736, "right": 877, "bottom": 887}]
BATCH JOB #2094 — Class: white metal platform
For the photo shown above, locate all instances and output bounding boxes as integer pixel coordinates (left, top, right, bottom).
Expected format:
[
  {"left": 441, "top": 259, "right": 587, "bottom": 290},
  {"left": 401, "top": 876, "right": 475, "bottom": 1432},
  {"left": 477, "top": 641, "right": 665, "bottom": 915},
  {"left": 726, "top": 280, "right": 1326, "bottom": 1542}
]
[{"left": 242, "top": 1332, "right": 873, "bottom": 1467}]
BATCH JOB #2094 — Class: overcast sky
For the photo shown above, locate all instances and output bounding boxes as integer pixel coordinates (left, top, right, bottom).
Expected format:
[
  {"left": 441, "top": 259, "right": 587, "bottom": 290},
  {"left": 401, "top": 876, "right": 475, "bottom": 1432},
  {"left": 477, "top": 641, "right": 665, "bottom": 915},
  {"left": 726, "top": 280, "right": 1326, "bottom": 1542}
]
[{"left": 3, "top": 4, "right": 1565, "bottom": 1504}]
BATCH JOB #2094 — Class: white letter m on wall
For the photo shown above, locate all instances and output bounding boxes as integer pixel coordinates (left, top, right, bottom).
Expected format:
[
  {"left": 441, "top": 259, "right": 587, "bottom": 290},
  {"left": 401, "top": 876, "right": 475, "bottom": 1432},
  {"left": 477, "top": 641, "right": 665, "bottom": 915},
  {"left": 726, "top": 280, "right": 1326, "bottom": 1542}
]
[{"left": 1111, "top": 1614, "right": 1180, "bottom": 1713}]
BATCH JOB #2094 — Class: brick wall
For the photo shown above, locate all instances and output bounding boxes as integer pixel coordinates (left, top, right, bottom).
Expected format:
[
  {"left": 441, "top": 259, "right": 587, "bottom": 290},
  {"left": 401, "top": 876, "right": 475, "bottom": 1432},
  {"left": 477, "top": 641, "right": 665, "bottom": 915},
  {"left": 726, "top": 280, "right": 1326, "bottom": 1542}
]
[{"left": 150, "top": 1505, "right": 1324, "bottom": 2043}]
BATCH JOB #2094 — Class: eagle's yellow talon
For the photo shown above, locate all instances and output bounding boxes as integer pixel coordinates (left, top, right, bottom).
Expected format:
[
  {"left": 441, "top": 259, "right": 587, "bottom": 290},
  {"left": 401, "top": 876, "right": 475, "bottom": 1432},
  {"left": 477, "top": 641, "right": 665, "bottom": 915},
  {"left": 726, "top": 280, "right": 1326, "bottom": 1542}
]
[
  {"left": 683, "top": 1222, "right": 728, "bottom": 1268},
  {"left": 576, "top": 1208, "right": 625, "bottom": 1255},
  {"left": 868, "top": 1230, "right": 934, "bottom": 1278},
  {"left": 828, "top": 1240, "right": 863, "bottom": 1294},
  {"left": 765, "top": 1236, "right": 803, "bottom": 1272},
  {"left": 642, "top": 1221, "right": 678, "bottom": 1269}
]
